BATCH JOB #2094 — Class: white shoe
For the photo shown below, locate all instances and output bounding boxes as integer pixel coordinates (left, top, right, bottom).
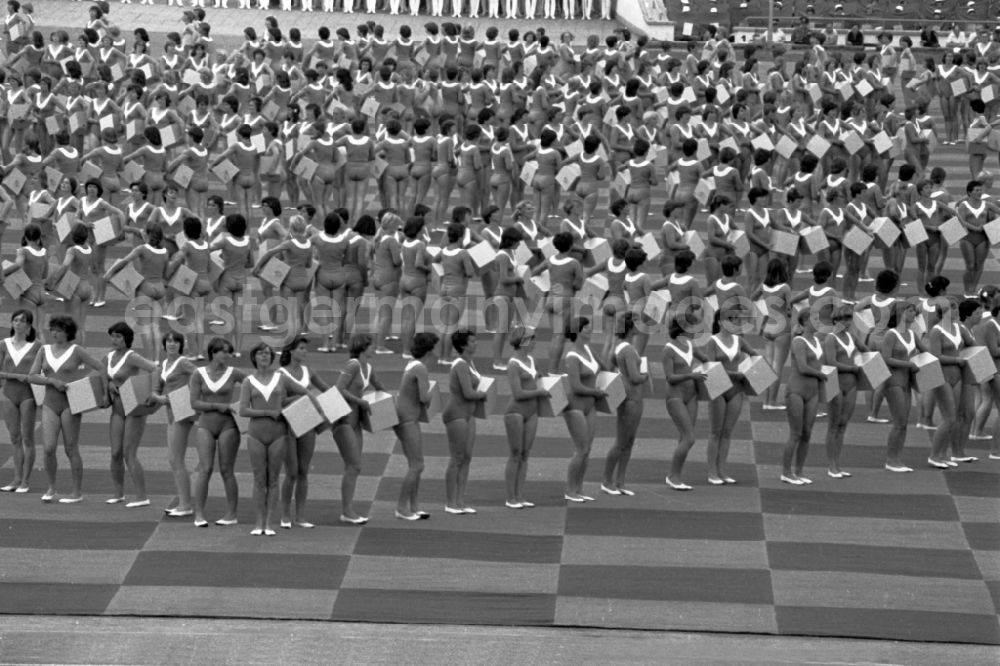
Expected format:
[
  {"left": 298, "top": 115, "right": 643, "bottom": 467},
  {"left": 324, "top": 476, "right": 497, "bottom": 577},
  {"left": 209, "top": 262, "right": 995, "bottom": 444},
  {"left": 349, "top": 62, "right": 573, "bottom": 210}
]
[{"left": 666, "top": 477, "right": 692, "bottom": 491}]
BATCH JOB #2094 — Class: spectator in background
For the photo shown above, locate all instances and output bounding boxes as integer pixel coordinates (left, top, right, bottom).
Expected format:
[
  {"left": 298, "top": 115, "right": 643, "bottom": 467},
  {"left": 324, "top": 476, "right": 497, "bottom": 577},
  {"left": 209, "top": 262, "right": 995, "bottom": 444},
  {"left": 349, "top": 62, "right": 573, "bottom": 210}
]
[
  {"left": 920, "top": 25, "right": 939, "bottom": 48},
  {"left": 944, "top": 23, "right": 968, "bottom": 49},
  {"left": 846, "top": 24, "right": 865, "bottom": 46},
  {"left": 791, "top": 16, "right": 811, "bottom": 44},
  {"left": 821, "top": 23, "right": 838, "bottom": 45},
  {"left": 771, "top": 20, "right": 787, "bottom": 43}
]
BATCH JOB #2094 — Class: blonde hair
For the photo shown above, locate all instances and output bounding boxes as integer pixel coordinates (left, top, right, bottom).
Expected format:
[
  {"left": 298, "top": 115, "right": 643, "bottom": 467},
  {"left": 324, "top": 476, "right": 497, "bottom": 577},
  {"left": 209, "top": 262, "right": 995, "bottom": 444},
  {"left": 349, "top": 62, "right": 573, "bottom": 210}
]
[
  {"left": 381, "top": 212, "right": 403, "bottom": 230},
  {"left": 288, "top": 215, "right": 307, "bottom": 236}
]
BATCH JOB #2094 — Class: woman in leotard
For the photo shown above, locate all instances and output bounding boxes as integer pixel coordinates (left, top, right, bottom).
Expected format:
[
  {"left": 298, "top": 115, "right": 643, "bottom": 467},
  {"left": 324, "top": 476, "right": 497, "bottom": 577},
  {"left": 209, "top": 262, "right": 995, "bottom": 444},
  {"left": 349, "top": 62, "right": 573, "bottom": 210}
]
[
  {"left": 256, "top": 216, "right": 314, "bottom": 340},
  {"left": 148, "top": 184, "right": 193, "bottom": 256},
  {"left": 503, "top": 325, "right": 548, "bottom": 508},
  {"left": 277, "top": 337, "right": 330, "bottom": 529},
  {"left": 371, "top": 212, "right": 403, "bottom": 355},
  {"left": 104, "top": 225, "right": 170, "bottom": 358},
  {"left": 436, "top": 223, "right": 477, "bottom": 363},
  {"left": 608, "top": 198, "right": 638, "bottom": 245},
  {"left": 5, "top": 135, "right": 46, "bottom": 229},
  {"left": 338, "top": 118, "right": 375, "bottom": 224},
  {"left": 926, "top": 298, "right": 966, "bottom": 469},
  {"left": 406, "top": 116, "right": 436, "bottom": 215},
  {"left": 375, "top": 119, "right": 411, "bottom": 213},
  {"left": 392, "top": 332, "right": 438, "bottom": 520},
  {"left": 665, "top": 249, "right": 704, "bottom": 323},
  {"left": 27, "top": 316, "right": 106, "bottom": 504},
  {"left": 662, "top": 314, "right": 708, "bottom": 490},
  {"left": 744, "top": 187, "right": 773, "bottom": 293},
  {"left": 151, "top": 331, "right": 197, "bottom": 517},
  {"left": 957, "top": 179, "right": 1000, "bottom": 296},
  {"left": 189, "top": 337, "right": 246, "bottom": 527},
  {"left": 258, "top": 121, "right": 287, "bottom": 202},
  {"left": 3, "top": 223, "right": 47, "bottom": 329},
  {"left": 752, "top": 258, "right": 793, "bottom": 411},
  {"left": 452, "top": 124, "right": 482, "bottom": 215},
  {"left": 442, "top": 329, "right": 489, "bottom": 514},
  {"left": 955, "top": 299, "right": 985, "bottom": 463},
  {"left": 398, "top": 216, "right": 432, "bottom": 359},
  {"left": 165, "top": 126, "right": 211, "bottom": 214},
  {"left": 311, "top": 211, "right": 354, "bottom": 352},
  {"left": 657, "top": 203, "right": 688, "bottom": 277},
  {"left": 424, "top": 116, "right": 456, "bottom": 221},
  {"left": 882, "top": 300, "right": 922, "bottom": 472},
  {"left": 705, "top": 307, "right": 756, "bottom": 485},
  {"left": 704, "top": 195, "right": 737, "bottom": 287},
  {"left": 76, "top": 178, "right": 126, "bottom": 308},
  {"left": 210, "top": 214, "right": 254, "bottom": 355},
  {"left": 166, "top": 217, "right": 212, "bottom": 357},
  {"left": 856, "top": 269, "right": 900, "bottom": 423},
  {"left": 47, "top": 224, "right": 93, "bottom": 343},
  {"left": 487, "top": 125, "right": 516, "bottom": 222},
  {"left": 102, "top": 321, "right": 159, "bottom": 507},
  {"left": 254, "top": 196, "right": 286, "bottom": 334},
  {"left": 123, "top": 126, "right": 170, "bottom": 205},
  {"left": 529, "top": 128, "right": 560, "bottom": 228},
  {"left": 292, "top": 120, "right": 343, "bottom": 217},
  {"left": 333, "top": 334, "right": 387, "bottom": 525},
  {"left": 781, "top": 309, "right": 827, "bottom": 485},
  {"left": 123, "top": 182, "right": 154, "bottom": 247},
  {"left": 568, "top": 134, "right": 608, "bottom": 227},
  {"left": 822, "top": 305, "right": 869, "bottom": 478},
  {"left": 489, "top": 226, "right": 526, "bottom": 366},
  {"left": 600, "top": 313, "right": 649, "bottom": 496},
  {"left": 534, "top": 232, "right": 583, "bottom": 371},
  {"left": 239, "top": 343, "right": 317, "bottom": 536},
  {"left": 562, "top": 316, "right": 606, "bottom": 502},
  {"left": 210, "top": 123, "right": 259, "bottom": 222},
  {"left": 625, "top": 138, "right": 656, "bottom": 230},
  {"left": 0, "top": 310, "right": 40, "bottom": 493},
  {"left": 79, "top": 128, "right": 124, "bottom": 208}
]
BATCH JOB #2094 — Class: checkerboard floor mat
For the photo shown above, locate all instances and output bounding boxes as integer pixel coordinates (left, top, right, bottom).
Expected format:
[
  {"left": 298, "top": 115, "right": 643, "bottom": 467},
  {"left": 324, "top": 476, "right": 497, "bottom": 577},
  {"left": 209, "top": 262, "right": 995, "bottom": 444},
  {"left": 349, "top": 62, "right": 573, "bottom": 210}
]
[{"left": 1, "top": 120, "right": 998, "bottom": 646}]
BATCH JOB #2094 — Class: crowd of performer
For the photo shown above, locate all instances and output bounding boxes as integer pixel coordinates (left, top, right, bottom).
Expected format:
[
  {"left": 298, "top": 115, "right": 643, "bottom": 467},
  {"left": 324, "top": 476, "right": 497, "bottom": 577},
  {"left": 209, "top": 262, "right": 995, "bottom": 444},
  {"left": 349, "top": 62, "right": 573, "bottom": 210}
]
[{"left": 0, "top": 5, "right": 999, "bottom": 534}]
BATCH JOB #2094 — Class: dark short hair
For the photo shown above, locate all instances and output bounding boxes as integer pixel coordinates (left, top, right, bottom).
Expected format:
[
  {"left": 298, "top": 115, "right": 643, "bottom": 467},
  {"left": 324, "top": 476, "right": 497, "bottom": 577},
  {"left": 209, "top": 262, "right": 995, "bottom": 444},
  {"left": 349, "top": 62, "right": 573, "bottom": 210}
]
[
  {"left": 161, "top": 330, "right": 186, "bottom": 353},
  {"left": 225, "top": 214, "right": 247, "bottom": 238},
  {"left": 411, "top": 332, "right": 439, "bottom": 359},
  {"left": 349, "top": 333, "right": 372, "bottom": 358},
  {"left": 451, "top": 329, "right": 475, "bottom": 354},
  {"left": 206, "top": 337, "right": 234, "bottom": 360},
  {"left": 249, "top": 342, "right": 274, "bottom": 369},
  {"left": 108, "top": 321, "right": 135, "bottom": 348},
  {"left": 279, "top": 336, "right": 310, "bottom": 366},
  {"left": 48, "top": 315, "right": 77, "bottom": 342},
  {"left": 564, "top": 316, "right": 590, "bottom": 342}
]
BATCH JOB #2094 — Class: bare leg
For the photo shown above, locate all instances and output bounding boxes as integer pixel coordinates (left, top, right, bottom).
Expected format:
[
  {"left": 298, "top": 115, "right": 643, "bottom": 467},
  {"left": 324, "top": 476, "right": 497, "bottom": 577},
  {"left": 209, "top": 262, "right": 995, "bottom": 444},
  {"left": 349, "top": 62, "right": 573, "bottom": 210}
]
[
  {"left": 168, "top": 419, "right": 194, "bottom": 511},
  {"left": 333, "top": 424, "right": 364, "bottom": 519},
  {"left": 564, "top": 409, "right": 594, "bottom": 497},
  {"left": 216, "top": 427, "right": 241, "bottom": 521},
  {"left": 192, "top": 427, "right": 217, "bottom": 523}
]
